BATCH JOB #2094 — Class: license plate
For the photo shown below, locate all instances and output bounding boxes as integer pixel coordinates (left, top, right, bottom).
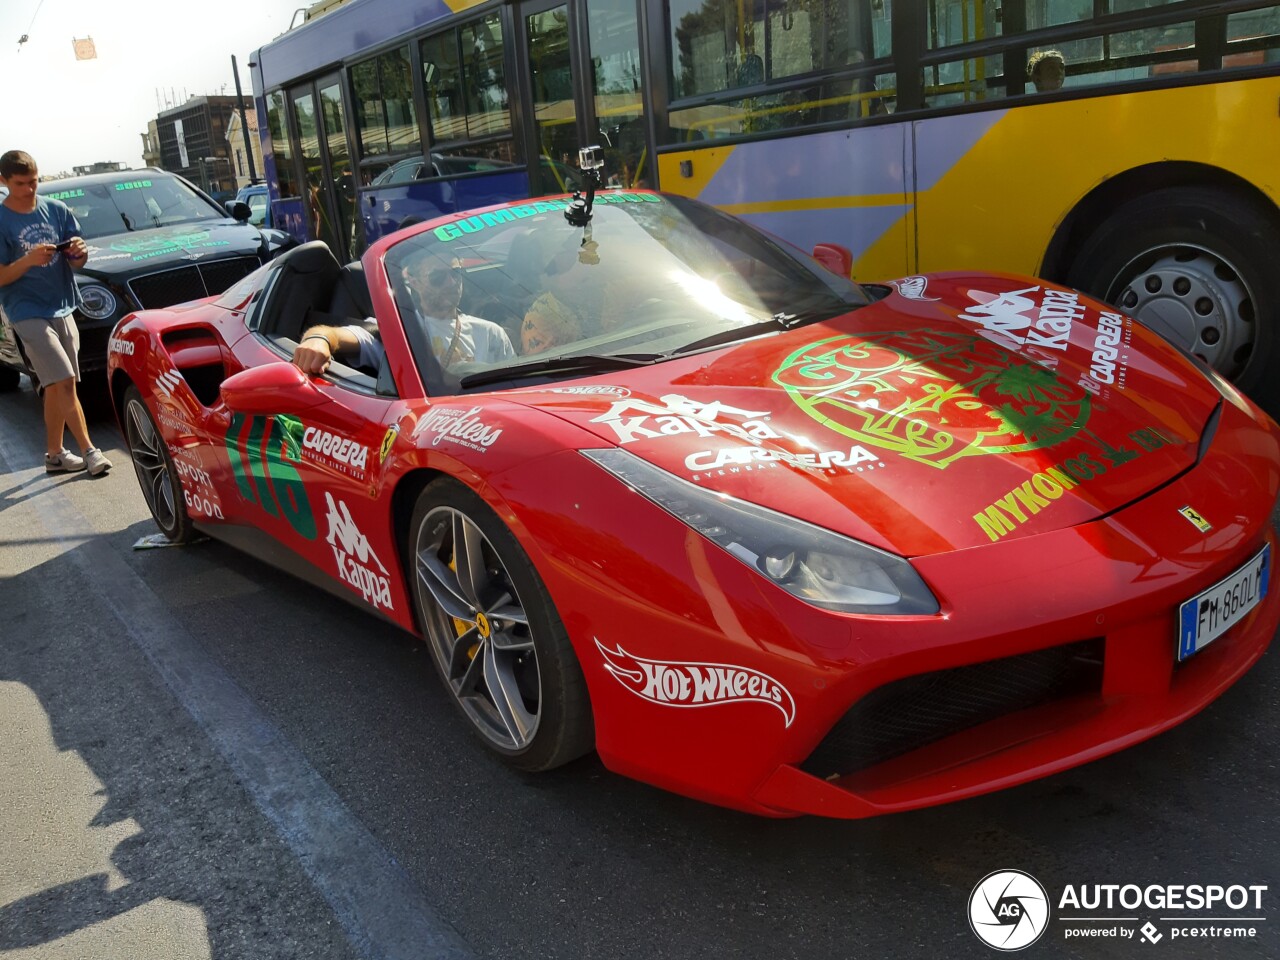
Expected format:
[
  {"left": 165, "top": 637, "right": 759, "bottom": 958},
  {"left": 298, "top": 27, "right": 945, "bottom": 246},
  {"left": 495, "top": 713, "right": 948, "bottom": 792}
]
[{"left": 1178, "top": 543, "right": 1271, "bottom": 662}]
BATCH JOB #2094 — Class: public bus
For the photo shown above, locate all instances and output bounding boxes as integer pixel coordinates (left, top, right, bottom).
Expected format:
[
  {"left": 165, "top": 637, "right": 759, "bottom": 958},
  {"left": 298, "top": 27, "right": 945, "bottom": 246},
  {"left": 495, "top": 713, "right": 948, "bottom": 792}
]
[{"left": 250, "top": 0, "right": 1280, "bottom": 409}]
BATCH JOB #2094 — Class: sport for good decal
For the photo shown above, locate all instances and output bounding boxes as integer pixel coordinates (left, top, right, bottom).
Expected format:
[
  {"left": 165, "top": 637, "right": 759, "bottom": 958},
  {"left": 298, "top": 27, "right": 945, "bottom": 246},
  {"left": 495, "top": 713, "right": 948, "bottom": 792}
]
[
  {"left": 596, "top": 640, "right": 796, "bottom": 727},
  {"left": 772, "top": 330, "right": 1090, "bottom": 469}
]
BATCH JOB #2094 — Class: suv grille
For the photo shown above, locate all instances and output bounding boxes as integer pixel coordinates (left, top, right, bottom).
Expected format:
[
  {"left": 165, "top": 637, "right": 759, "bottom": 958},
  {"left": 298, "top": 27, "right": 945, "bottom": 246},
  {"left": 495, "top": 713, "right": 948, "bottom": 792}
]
[
  {"left": 801, "top": 638, "right": 1106, "bottom": 780},
  {"left": 127, "top": 256, "right": 261, "bottom": 309}
]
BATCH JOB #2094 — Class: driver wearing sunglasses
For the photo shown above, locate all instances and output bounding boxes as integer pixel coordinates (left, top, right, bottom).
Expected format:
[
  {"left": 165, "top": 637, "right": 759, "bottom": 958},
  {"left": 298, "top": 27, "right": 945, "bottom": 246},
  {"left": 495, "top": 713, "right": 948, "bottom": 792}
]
[{"left": 293, "top": 254, "right": 514, "bottom": 376}]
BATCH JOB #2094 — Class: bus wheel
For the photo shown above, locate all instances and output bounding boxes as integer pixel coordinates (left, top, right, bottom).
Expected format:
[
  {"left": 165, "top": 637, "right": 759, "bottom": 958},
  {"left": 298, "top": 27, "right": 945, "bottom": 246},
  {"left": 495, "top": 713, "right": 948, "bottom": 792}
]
[{"left": 1068, "top": 185, "right": 1280, "bottom": 413}]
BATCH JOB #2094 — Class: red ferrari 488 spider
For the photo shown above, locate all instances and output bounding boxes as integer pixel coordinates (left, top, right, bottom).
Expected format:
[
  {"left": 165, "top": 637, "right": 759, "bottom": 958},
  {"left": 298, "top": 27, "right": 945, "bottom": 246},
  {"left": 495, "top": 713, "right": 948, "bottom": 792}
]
[{"left": 108, "top": 187, "right": 1280, "bottom": 818}]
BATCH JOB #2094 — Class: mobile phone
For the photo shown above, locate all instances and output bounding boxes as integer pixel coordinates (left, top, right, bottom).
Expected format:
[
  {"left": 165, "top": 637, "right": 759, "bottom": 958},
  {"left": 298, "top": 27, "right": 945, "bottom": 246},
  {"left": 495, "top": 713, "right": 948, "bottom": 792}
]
[{"left": 54, "top": 240, "right": 74, "bottom": 252}]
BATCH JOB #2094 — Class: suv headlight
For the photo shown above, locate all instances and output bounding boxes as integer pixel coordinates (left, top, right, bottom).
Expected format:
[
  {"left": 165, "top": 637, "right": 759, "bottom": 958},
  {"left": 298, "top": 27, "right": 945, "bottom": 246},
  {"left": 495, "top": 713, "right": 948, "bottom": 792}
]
[
  {"left": 583, "top": 448, "right": 939, "bottom": 615},
  {"left": 76, "top": 283, "right": 119, "bottom": 320}
]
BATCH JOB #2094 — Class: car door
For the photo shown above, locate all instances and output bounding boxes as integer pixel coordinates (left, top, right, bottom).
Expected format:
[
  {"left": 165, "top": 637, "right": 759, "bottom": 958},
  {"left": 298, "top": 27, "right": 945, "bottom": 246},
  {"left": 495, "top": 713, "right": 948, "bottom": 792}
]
[{"left": 215, "top": 333, "right": 417, "bottom": 630}]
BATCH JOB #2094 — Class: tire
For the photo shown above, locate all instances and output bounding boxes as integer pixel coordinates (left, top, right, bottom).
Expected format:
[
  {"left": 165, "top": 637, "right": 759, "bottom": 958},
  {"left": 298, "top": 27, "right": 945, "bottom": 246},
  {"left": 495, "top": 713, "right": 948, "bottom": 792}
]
[
  {"left": 0, "top": 367, "right": 19, "bottom": 392},
  {"left": 122, "top": 385, "right": 196, "bottom": 542},
  {"left": 1067, "top": 185, "right": 1280, "bottom": 413},
  {"left": 408, "top": 477, "right": 593, "bottom": 771}
]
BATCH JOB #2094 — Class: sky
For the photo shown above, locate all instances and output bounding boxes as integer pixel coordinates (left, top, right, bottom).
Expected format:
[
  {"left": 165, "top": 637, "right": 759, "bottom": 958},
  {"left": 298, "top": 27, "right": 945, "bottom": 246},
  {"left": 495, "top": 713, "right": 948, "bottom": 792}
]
[{"left": 0, "top": 0, "right": 313, "bottom": 176}]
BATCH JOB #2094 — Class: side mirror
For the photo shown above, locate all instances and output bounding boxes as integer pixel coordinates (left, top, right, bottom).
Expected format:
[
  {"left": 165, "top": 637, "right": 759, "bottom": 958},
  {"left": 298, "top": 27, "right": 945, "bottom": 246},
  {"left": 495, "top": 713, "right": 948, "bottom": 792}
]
[
  {"left": 219, "top": 361, "right": 327, "bottom": 413},
  {"left": 812, "top": 243, "right": 853, "bottom": 278},
  {"left": 227, "top": 200, "right": 253, "bottom": 223}
]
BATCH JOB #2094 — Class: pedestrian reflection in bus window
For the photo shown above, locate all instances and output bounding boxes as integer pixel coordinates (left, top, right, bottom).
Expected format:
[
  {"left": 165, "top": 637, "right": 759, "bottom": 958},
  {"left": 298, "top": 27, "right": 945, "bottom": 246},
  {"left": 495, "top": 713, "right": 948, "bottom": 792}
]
[{"left": 1028, "top": 50, "right": 1066, "bottom": 93}]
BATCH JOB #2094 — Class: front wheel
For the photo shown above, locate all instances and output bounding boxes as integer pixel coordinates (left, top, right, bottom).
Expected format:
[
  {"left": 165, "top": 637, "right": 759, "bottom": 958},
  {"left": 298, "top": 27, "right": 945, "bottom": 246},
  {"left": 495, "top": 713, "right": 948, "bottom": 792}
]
[
  {"left": 1068, "top": 186, "right": 1280, "bottom": 414},
  {"left": 122, "top": 385, "right": 195, "bottom": 542},
  {"left": 408, "top": 478, "right": 593, "bottom": 771}
]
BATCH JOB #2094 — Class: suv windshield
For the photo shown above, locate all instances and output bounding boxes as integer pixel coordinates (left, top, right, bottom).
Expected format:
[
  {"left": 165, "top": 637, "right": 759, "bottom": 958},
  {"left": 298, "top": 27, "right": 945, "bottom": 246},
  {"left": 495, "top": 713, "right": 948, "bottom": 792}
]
[
  {"left": 42, "top": 174, "right": 222, "bottom": 240},
  {"left": 386, "top": 192, "right": 869, "bottom": 396}
]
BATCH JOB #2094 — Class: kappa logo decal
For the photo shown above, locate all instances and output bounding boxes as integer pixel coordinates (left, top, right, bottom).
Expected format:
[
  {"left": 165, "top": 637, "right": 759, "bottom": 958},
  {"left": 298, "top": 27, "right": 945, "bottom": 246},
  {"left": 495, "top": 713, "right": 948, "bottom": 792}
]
[
  {"left": 596, "top": 640, "right": 795, "bottom": 727},
  {"left": 590, "top": 394, "right": 778, "bottom": 445},
  {"left": 961, "top": 285, "right": 1085, "bottom": 353},
  {"left": 324, "top": 492, "right": 393, "bottom": 611}
]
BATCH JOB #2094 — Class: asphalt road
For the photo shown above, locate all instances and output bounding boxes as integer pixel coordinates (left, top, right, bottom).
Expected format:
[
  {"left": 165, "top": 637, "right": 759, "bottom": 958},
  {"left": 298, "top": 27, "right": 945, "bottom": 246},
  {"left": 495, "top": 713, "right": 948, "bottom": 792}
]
[{"left": 1, "top": 379, "right": 1277, "bottom": 960}]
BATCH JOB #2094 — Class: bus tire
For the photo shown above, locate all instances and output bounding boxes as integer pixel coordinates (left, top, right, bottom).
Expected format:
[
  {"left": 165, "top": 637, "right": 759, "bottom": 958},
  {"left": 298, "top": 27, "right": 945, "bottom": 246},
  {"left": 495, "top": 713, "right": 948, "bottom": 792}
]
[{"left": 1067, "top": 185, "right": 1280, "bottom": 414}]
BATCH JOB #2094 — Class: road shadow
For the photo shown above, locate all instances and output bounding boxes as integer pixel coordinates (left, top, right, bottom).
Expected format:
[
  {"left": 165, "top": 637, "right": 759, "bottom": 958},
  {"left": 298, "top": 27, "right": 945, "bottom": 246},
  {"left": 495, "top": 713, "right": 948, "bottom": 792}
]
[{"left": 0, "top": 541, "right": 360, "bottom": 960}]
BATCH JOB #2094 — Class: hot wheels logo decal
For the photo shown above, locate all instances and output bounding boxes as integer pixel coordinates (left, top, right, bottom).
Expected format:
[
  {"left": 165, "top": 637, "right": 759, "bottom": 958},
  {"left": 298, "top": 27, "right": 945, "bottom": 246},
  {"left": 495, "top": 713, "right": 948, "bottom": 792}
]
[
  {"left": 772, "top": 330, "right": 1090, "bottom": 469},
  {"left": 596, "top": 640, "right": 795, "bottom": 727}
]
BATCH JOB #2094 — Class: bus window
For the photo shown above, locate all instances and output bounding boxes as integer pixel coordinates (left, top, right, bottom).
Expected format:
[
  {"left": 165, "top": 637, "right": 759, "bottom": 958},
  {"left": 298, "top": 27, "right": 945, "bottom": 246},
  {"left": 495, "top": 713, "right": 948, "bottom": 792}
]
[
  {"left": 418, "top": 15, "right": 518, "bottom": 179},
  {"left": 666, "top": 0, "right": 893, "bottom": 139},
  {"left": 352, "top": 46, "right": 421, "bottom": 184},
  {"left": 266, "top": 90, "right": 299, "bottom": 199}
]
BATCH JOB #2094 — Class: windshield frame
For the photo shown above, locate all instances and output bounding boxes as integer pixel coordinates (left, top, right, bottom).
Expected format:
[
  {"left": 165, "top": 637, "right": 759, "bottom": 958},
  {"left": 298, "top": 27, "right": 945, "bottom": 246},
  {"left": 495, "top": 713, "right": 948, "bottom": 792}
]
[{"left": 383, "top": 191, "right": 869, "bottom": 397}]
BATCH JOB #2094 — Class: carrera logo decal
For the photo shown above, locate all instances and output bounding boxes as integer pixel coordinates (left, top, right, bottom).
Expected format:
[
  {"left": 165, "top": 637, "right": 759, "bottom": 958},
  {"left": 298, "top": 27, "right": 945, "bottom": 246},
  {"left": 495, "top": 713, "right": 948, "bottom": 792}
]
[
  {"left": 302, "top": 425, "right": 369, "bottom": 477},
  {"left": 686, "top": 444, "right": 882, "bottom": 474},
  {"left": 324, "top": 492, "right": 393, "bottom": 611},
  {"left": 591, "top": 394, "right": 778, "bottom": 445},
  {"left": 773, "top": 330, "right": 1090, "bottom": 469},
  {"left": 596, "top": 640, "right": 795, "bottom": 727},
  {"left": 1087, "top": 311, "right": 1132, "bottom": 388},
  {"left": 891, "top": 276, "right": 938, "bottom": 301},
  {"left": 412, "top": 406, "right": 502, "bottom": 452}
]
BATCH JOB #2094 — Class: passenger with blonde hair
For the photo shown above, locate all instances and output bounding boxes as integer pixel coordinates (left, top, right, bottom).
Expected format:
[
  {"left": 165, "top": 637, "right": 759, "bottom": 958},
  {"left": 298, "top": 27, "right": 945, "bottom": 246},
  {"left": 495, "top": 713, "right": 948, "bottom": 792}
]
[{"left": 520, "top": 291, "right": 581, "bottom": 355}]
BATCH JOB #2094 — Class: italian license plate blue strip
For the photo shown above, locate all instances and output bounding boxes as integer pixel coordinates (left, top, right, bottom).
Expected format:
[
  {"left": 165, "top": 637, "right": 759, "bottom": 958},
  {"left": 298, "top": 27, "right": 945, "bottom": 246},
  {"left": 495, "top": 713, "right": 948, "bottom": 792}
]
[{"left": 1178, "top": 543, "right": 1270, "bottom": 662}]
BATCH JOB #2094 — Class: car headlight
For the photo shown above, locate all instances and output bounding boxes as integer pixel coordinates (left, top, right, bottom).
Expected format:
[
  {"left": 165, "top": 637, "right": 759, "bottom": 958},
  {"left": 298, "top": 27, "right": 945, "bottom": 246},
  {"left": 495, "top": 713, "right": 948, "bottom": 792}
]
[
  {"left": 582, "top": 448, "right": 939, "bottom": 615},
  {"left": 76, "top": 283, "right": 118, "bottom": 320}
]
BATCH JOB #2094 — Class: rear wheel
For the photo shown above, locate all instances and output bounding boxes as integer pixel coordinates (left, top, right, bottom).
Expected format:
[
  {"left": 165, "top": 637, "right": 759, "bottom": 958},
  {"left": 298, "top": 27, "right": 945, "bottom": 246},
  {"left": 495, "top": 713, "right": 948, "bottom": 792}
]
[
  {"left": 122, "top": 385, "right": 195, "bottom": 542},
  {"left": 408, "top": 478, "right": 593, "bottom": 771},
  {"left": 1068, "top": 185, "right": 1280, "bottom": 413}
]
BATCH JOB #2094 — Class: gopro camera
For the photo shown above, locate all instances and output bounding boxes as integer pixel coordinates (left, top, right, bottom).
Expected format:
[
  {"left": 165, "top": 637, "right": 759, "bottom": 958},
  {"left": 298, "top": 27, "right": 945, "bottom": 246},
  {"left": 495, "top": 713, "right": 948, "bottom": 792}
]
[{"left": 578, "top": 145, "right": 604, "bottom": 172}]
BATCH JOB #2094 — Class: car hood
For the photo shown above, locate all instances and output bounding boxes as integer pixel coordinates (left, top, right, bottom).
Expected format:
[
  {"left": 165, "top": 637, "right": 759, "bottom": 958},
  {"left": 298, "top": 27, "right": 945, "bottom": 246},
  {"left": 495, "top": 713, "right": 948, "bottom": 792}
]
[
  {"left": 80, "top": 219, "right": 266, "bottom": 276},
  {"left": 505, "top": 273, "right": 1222, "bottom": 555}
]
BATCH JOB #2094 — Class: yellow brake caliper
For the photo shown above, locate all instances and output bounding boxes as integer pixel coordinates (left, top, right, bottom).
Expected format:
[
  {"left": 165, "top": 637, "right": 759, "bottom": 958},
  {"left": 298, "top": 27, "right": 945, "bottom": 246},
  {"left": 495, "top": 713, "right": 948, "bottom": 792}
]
[{"left": 448, "top": 554, "right": 481, "bottom": 660}]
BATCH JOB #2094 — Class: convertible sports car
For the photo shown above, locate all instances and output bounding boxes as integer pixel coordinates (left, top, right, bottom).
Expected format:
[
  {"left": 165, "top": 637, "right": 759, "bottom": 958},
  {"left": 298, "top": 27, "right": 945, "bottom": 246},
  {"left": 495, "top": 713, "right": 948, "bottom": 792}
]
[{"left": 107, "top": 186, "right": 1280, "bottom": 818}]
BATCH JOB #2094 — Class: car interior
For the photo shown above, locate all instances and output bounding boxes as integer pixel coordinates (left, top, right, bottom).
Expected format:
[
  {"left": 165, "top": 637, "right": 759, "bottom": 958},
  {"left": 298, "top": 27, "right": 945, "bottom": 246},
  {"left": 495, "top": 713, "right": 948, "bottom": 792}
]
[{"left": 251, "top": 241, "right": 393, "bottom": 396}]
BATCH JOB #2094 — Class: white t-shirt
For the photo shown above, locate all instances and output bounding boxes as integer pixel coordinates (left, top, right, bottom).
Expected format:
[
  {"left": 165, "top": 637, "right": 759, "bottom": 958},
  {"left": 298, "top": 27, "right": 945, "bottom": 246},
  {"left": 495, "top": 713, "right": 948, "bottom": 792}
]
[{"left": 349, "top": 314, "right": 514, "bottom": 371}]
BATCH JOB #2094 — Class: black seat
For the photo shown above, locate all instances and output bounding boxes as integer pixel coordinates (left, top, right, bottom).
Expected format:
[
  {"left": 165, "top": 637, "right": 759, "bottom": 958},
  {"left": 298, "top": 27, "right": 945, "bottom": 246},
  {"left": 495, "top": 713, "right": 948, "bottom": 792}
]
[
  {"left": 329, "top": 261, "right": 373, "bottom": 320},
  {"left": 258, "top": 241, "right": 342, "bottom": 342}
]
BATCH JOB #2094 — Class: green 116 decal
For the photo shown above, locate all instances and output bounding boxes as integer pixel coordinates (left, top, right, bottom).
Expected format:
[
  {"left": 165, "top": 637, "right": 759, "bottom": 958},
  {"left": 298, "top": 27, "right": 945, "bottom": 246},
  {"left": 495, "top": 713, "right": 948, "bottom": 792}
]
[{"left": 225, "top": 413, "right": 317, "bottom": 539}]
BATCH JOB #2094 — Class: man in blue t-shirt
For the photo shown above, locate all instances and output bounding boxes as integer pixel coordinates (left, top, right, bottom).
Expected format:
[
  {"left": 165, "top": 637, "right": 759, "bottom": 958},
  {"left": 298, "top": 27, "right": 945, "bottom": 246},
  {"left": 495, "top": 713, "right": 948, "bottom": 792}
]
[{"left": 0, "top": 150, "right": 111, "bottom": 475}]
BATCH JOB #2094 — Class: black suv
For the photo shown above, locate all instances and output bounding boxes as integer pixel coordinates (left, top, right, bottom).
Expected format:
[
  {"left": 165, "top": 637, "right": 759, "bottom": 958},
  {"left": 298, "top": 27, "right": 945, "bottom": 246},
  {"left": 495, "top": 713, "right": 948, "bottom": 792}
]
[{"left": 0, "top": 167, "right": 294, "bottom": 391}]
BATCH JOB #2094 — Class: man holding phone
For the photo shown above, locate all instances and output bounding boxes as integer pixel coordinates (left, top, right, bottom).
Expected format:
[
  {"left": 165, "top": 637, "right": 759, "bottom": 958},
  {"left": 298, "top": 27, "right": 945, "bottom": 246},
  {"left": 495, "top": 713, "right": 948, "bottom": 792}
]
[{"left": 0, "top": 149, "right": 112, "bottom": 475}]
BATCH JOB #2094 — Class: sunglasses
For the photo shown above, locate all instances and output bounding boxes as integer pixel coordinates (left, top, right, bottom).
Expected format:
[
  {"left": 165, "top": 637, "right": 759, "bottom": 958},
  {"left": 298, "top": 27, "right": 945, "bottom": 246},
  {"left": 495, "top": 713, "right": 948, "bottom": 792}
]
[{"left": 426, "top": 265, "right": 463, "bottom": 286}]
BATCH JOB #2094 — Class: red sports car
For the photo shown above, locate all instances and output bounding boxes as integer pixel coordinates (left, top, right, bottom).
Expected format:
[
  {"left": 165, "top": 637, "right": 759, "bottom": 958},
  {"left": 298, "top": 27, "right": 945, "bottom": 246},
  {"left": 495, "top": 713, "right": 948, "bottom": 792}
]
[{"left": 107, "top": 188, "right": 1280, "bottom": 818}]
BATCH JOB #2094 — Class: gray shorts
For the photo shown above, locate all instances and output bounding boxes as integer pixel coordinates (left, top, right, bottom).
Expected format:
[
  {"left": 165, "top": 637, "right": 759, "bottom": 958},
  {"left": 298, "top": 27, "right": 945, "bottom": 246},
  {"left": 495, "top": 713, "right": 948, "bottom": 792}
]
[{"left": 12, "top": 315, "right": 80, "bottom": 385}]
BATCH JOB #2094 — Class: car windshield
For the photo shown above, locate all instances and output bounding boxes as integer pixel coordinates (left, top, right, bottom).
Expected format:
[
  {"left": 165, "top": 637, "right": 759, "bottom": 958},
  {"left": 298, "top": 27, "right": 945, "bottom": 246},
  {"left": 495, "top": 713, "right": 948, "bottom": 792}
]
[
  {"left": 42, "top": 174, "right": 222, "bottom": 240},
  {"left": 384, "top": 192, "right": 869, "bottom": 396}
]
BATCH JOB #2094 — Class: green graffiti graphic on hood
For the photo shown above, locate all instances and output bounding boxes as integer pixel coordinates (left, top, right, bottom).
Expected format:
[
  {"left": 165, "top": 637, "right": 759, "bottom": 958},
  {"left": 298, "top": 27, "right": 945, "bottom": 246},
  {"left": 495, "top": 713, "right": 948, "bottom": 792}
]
[
  {"left": 109, "top": 229, "right": 234, "bottom": 259},
  {"left": 772, "top": 329, "right": 1091, "bottom": 469}
]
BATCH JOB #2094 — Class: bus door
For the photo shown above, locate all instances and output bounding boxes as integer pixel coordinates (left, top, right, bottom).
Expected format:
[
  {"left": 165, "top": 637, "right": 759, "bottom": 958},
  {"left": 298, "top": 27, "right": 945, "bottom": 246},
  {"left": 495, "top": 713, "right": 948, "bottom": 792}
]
[
  {"left": 516, "top": 0, "right": 653, "bottom": 195},
  {"left": 288, "top": 72, "right": 361, "bottom": 261}
]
